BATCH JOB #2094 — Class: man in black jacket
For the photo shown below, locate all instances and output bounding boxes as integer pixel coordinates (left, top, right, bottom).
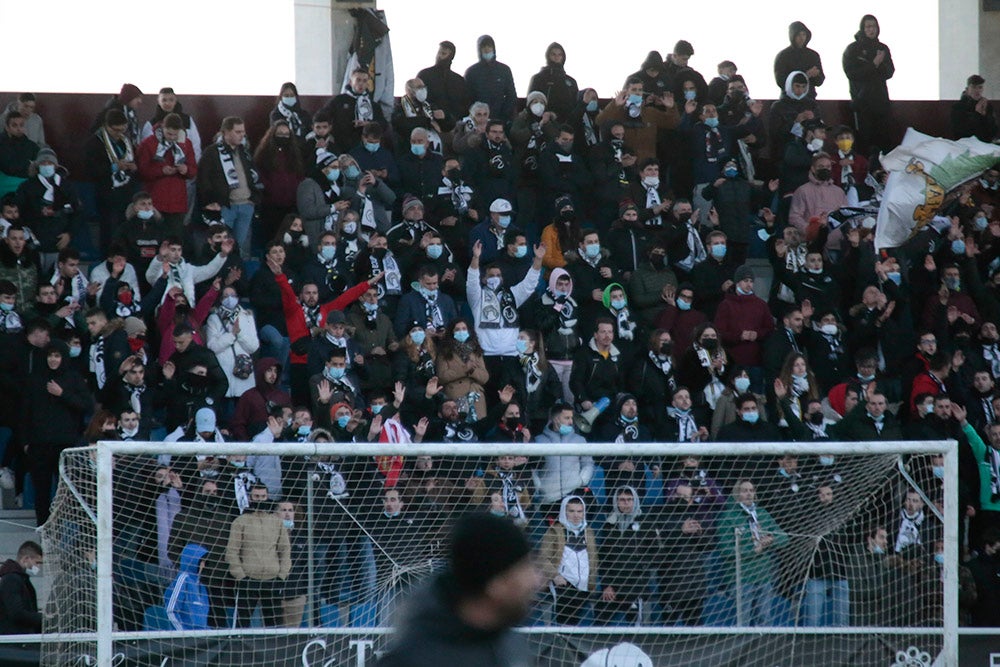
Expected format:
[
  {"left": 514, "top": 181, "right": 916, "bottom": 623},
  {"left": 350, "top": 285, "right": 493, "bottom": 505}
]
[
  {"left": 951, "top": 74, "right": 997, "bottom": 142},
  {"left": 527, "top": 43, "right": 579, "bottom": 121},
  {"left": 773, "top": 22, "right": 825, "bottom": 99},
  {"left": 417, "top": 41, "right": 470, "bottom": 123},
  {"left": 0, "top": 541, "right": 43, "bottom": 634}
]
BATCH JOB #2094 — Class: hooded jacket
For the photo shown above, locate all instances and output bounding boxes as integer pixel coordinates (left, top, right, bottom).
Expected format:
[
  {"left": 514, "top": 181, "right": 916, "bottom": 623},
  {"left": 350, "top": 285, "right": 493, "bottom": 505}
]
[
  {"left": 0, "top": 240, "right": 38, "bottom": 308},
  {"left": 599, "top": 485, "right": 653, "bottom": 596},
  {"left": 0, "top": 558, "right": 41, "bottom": 634},
  {"left": 164, "top": 543, "right": 210, "bottom": 630},
  {"left": 529, "top": 267, "right": 580, "bottom": 361},
  {"left": 205, "top": 300, "right": 260, "bottom": 398},
  {"left": 416, "top": 50, "right": 471, "bottom": 122},
  {"left": 230, "top": 357, "right": 291, "bottom": 441},
  {"left": 768, "top": 70, "right": 821, "bottom": 160},
  {"left": 773, "top": 22, "right": 825, "bottom": 95},
  {"left": 842, "top": 15, "right": 895, "bottom": 113},
  {"left": 21, "top": 341, "right": 92, "bottom": 447},
  {"left": 532, "top": 427, "right": 592, "bottom": 503},
  {"left": 464, "top": 35, "right": 518, "bottom": 122},
  {"left": 540, "top": 495, "right": 598, "bottom": 591},
  {"left": 527, "top": 42, "right": 579, "bottom": 121},
  {"left": 13, "top": 164, "right": 81, "bottom": 252},
  {"left": 570, "top": 337, "right": 623, "bottom": 408}
]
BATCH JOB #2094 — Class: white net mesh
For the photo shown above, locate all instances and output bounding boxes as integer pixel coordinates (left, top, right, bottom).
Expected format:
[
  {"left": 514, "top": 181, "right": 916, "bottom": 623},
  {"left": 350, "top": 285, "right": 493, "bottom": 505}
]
[{"left": 39, "top": 442, "right": 955, "bottom": 666}]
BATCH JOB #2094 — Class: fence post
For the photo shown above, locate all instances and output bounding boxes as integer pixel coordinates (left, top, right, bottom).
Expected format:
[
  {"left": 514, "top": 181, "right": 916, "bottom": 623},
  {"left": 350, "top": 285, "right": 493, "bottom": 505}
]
[
  {"left": 307, "top": 472, "right": 316, "bottom": 627},
  {"left": 734, "top": 527, "right": 743, "bottom": 627},
  {"left": 942, "top": 440, "right": 959, "bottom": 663},
  {"left": 96, "top": 442, "right": 114, "bottom": 666}
]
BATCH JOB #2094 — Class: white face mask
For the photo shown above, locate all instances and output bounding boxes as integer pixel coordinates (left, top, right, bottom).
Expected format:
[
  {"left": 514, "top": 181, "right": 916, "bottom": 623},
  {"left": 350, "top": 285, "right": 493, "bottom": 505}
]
[
  {"left": 343, "top": 221, "right": 357, "bottom": 235},
  {"left": 642, "top": 176, "right": 660, "bottom": 188},
  {"left": 820, "top": 323, "right": 838, "bottom": 335},
  {"left": 530, "top": 102, "right": 545, "bottom": 117},
  {"left": 414, "top": 88, "right": 428, "bottom": 103},
  {"left": 808, "top": 138, "right": 825, "bottom": 152},
  {"left": 25, "top": 565, "right": 40, "bottom": 577}
]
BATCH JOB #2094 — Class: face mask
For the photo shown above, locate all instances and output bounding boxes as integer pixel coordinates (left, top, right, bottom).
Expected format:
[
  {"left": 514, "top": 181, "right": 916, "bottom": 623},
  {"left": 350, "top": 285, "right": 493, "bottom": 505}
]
[
  {"left": 620, "top": 414, "right": 637, "bottom": 424},
  {"left": 482, "top": 51, "right": 495, "bottom": 61},
  {"left": 886, "top": 271, "right": 901, "bottom": 285},
  {"left": 363, "top": 141, "right": 380, "bottom": 153},
  {"left": 559, "top": 210, "right": 576, "bottom": 223},
  {"left": 819, "top": 455, "right": 835, "bottom": 466},
  {"left": 934, "top": 553, "right": 945, "bottom": 566},
  {"left": 584, "top": 243, "right": 600, "bottom": 258},
  {"left": 872, "top": 545, "right": 885, "bottom": 555},
  {"left": 498, "top": 215, "right": 512, "bottom": 228},
  {"left": 281, "top": 95, "right": 297, "bottom": 107},
  {"left": 486, "top": 276, "right": 502, "bottom": 291},
  {"left": 137, "top": 209, "right": 154, "bottom": 220},
  {"left": 453, "top": 329, "right": 470, "bottom": 343},
  {"left": 410, "top": 143, "right": 426, "bottom": 157},
  {"left": 320, "top": 245, "right": 336, "bottom": 261},
  {"left": 326, "top": 168, "right": 340, "bottom": 182},
  {"left": 514, "top": 245, "right": 527, "bottom": 259},
  {"left": 558, "top": 423, "right": 574, "bottom": 436},
  {"left": 344, "top": 166, "right": 361, "bottom": 179},
  {"left": 336, "top": 415, "right": 351, "bottom": 428},
  {"left": 69, "top": 345, "right": 82, "bottom": 358},
  {"left": 975, "top": 216, "right": 989, "bottom": 231},
  {"left": 836, "top": 139, "right": 854, "bottom": 152},
  {"left": 342, "top": 221, "right": 358, "bottom": 236},
  {"left": 684, "top": 90, "right": 697, "bottom": 101},
  {"left": 742, "top": 410, "right": 760, "bottom": 424},
  {"left": 814, "top": 168, "right": 832, "bottom": 181},
  {"left": 704, "top": 117, "right": 719, "bottom": 128},
  {"left": 944, "top": 276, "right": 961, "bottom": 290},
  {"left": 820, "top": 323, "right": 838, "bottom": 335},
  {"left": 371, "top": 403, "right": 384, "bottom": 414},
  {"left": 414, "top": 88, "right": 428, "bottom": 103},
  {"left": 221, "top": 295, "right": 239, "bottom": 310},
  {"left": 642, "top": 176, "right": 660, "bottom": 188},
  {"left": 628, "top": 94, "right": 644, "bottom": 107},
  {"left": 858, "top": 373, "right": 875, "bottom": 383},
  {"left": 924, "top": 403, "right": 935, "bottom": 415},
  {"left": 326, "top": 366, "right": 346, "bottom": 380},
  {"left": 677, "top": 298, "right": 692, "bottom": 311},
  {"left": 611, "top": 298, "right": 626, "bottom": 310},
  {"left": 734, "top": 377, "right": 751, "bottom": 393},
  {"left": 231, "top": 460, "right": 246, "bottom": 468},
  {"left": 808, "top": 138, "right": 825, "bottom": 152},
  {"left": 711, "top": 244, "right": 727, "bottom": 259},
  {"left": 426, "top": 244, "right": 443, "bottom": 259},
  {"left": 724, "top": 166, "right": 739, "bottom": 178},
  {"left": 282, "top": 519, "right": 295, "bottom": 529},
  {"left": 677, "top": 212, "right": 693, "bottom": 224},
  {"left": 586, "top": 100, "right": 598, "bottom": 112},
  {"left": 659, "top": 342, "right": 672, "bottom": 356},
  {"left": 39, "top": 164, "right": 56, "bottom": 179},
  {"left": 25, "top": 565, "right": 40, "bottom": 577},
  {"left": 362, "top": 301, "right": 378, "bottom": 313},
  {"left": 516, "top": 339, "right": 529, "bottom": 354},
  {"left": 410, "top": 330, "right": 426, "bottom": 345},
  {"left": 950, "top": 240, "right": 966, "bottom": 256},
  {"left": 0, "top": 302, "right": 13, "bottom": 312},
  {"left": 530, "top": 102, "right": 545, "bottom": 117},
  {"left": 932, "top": 466, "right": 944, "bottom": 479},
  {"left": 736, "top": 286, "right": 753, "bottom": 296},
  {"left": 866, "top": 412, "right": 884, "bottom": 423},
  {"left": 420, "top": 287, "right": 438, "bottom": 301}
]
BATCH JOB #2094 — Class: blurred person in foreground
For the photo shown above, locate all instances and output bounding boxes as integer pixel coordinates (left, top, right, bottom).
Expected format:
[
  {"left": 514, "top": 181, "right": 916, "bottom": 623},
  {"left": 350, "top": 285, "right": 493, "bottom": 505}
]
[{"left": 377, "top": 512, "right": 539, "bottom": 667}]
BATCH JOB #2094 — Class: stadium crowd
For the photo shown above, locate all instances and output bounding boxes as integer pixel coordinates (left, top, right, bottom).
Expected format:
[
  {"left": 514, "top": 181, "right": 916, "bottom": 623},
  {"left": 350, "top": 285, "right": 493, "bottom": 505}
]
[{"left": 2, "top": 14, "right": 1000, "bottom": 634}]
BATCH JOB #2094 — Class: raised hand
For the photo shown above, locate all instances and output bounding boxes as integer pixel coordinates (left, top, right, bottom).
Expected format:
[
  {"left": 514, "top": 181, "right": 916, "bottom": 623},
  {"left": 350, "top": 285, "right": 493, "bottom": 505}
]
[{"left": 498, "top": 384, "right": 515, "bottom": 404}]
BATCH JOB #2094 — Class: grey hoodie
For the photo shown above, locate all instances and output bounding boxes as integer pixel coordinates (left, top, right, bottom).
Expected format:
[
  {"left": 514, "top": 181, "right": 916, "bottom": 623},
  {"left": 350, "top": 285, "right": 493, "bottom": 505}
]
[{"left": 533, "top": 425, "right": 593, "bottom": 503}]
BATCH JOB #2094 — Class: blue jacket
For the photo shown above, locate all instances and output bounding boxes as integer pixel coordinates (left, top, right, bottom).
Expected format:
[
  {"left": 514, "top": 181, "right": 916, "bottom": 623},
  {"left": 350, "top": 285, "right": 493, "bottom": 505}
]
[{"left": 164, "top": 543, "right": 210, "bottom": 630}]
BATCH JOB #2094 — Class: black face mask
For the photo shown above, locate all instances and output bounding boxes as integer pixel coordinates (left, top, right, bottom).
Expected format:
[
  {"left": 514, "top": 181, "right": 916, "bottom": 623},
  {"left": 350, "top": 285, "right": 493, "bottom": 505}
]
[
  {"left": 701, "top": 338, "right": 718, "bottom": 352},
  {"left": 274, "top": 136, "right": 290, "bottom": 147},
  {"left": 187, "top": 374, "right": 210, "bottom": 388},
  {"left": 677, "top": 212, "right": 692, "bottom": 224},
  {"left": 447, "top": 168, "right": 461, "bottom": 182},
  {"left": 372, "top": 247, "right": 387, "bottom": 259},
  {"left": 504, "top": 417, "right": 523, "bottom": 430},
  {"left": 808, "top": 412, "right": 825, "bottom": 426},
  {"left": 815, "top": 168, "right": 832, "bottom": 181},
  {"left": 559, "top": 210, "right": 576, "bottom": 224},
  {"left": 660, "top": 342, "right": 673, "bottom": 355}
]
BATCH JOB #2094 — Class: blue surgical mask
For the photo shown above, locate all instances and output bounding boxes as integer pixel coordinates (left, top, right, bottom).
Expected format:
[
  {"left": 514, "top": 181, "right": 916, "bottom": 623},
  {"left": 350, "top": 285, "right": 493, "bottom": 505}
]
[
  {"left": 819, "top": 455, "right": 835, "bottom": 466},
  {"left": 684, "top": 90, "right": 697, "bottom": 101},
  {"left": 584, "top": 243, "right": 601, "bottom": 258},
  {"left": 326, "top": 169, "right": 340, "bottom": 182},
  {"left": 620, "top": 414, "right": 637, "bottom": 423},
  {"left": 516, "top": 339, "right": 529, "bottom": 354},
  {"left": 944, "top": 276, "right": 961, "bottom": 290},
  {"left": 371, "top": 404, "right": 384, "bottom": 414},
  {"left": 345, "top": 165, "right": 361, "bottom": 179},
  {"left": 326, "top": 366, "right": 346, "bottom": 380},
  {"left": 975, "top": 216, "right": 989, "bottom": 231},
  {"left": 336, "top": 415, "right": 351, "bottom": 428},
  {"left": 39, "top": 164, "right": 56, "bottom": 179},
  {"left": 558, "top": 423, "right": 574, "bottom": 436},
  {"left": 586, "top": 100, "right": 598, "bottom": 112},
  {"left": 934, "top": 553, "right": 945, "bottom": 566},
  {"left": 0, "top": 302, "right": 13, "bottom": 312},
  {"left": 321, "top": 245, "right": 336, "bottom": 261},
  {"left": 932, "top": 466, "right": 944, "bottom": 479},
  {"left": 886, "top": 271, "right": 901, "bottom": 285},
  {"left": 482, "top": 51, "right": 495, "bottom": 61},
  {"left": 231, "top": 460, "right": 246, "bottom": 468},
  {"left": 362, "top": 301, "right": 378, "bottom": 313},
  {"left": 858, "top": 373, "right": 875, "bottom": 383},
  {"left": 677, "top": 298, "right": 692, "bottom": 311},
  {"left": 736, "top": 286, "right": 752, "bottom": 296},
  {"left": 486, "top": 276, "right": 502, "bottom": 291},
  {"left": 514, "top": 245, "right": 527, "bottom": 259},
  {"left": 724, "top": 166, "right": 739, "bottom": 178},
  {"left": 137, "top": 209, "right": 154, "bottom": 221},
  {"left": 426, "top": 244, "right": 443, "bottom": 259},
  {"left": 364, "top": 141, "right": 381, "bottom": 153},
  {"left": 734, "top": 377, "right": 751, "bottom": 393},
  {"left": 867, "top": 412, "right": 884, "bottom": 423},
  {"left": 410, "top": 330, "right": 426, "bottom": 345},
  {"left": 611, "top": 298, "right": 626, "bottom": 310},
  {"left": 69, "top": 345, "right": 82, "bottom": 358},
  {"left": 281, "top": 96, "right": 297, "bottom": 107},
  {"left": 704, "top": 116, "right": 719, "bottom": 128},
  {"left": 222, "top": 295, "right": 239, "bottom": 310},
  {"left": 410, "top": 143, "right": 426, "bottom": 157},
  {"left": 951, "top": 239, "right": 966, "bottom": 255},
  {"left": 628, "top": 94, "right": 643, "bottom": 106},
  {"left": 297, "top": 425, "right": 311, "bottom": 436},
  {"left": 872, "top": 545, "right": 885, "bottom": 555},
  {"left": 498, "top": 215, "right": 512, "bottom": 228},
  {"left": 711, "top": 244, "right": 727, "bottom": 259},
  {"left": 742, "top": 410, "right": 760, "bottom": 424},
  {"left": 453, "top": 329, "right": 470, "bottom": 343}
]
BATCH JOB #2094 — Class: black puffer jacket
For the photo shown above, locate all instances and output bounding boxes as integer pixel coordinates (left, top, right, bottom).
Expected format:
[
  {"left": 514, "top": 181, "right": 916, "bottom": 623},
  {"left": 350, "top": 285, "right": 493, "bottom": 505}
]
[
  {"left": 526, "top": 42, "right": 579, "bottom": 121},
  {"left": 773, "top": 22, "right": 825, "bottom": 95},
  {"left": 20, "top": 340, "right": 92, "bottom": 447},
  {"left": 0, "top": 558, "right": 41, "bottom": 634}
]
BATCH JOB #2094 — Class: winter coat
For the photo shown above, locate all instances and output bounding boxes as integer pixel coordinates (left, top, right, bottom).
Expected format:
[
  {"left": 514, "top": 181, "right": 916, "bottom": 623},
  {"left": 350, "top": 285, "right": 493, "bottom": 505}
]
[
  {"left": 136, "top": 133, "right": 197, "bottom": 213},
  {"left": 627, "top": 261, "right": 678, "bottom": 328},
  {"left": 205, "top": 306, "right": 260, "bottom": 398},
  {"left": 196, "top": 141, "right": 260, "bottom": 209},
  {"left": 569, "top": 338, "right": 623, "bottom": 407},
  {"left": 416, "top": 61, "right": 470, "bottom": 122},
  {"left": 21, "top": 346, "right": 92, "bottom": 447},
  {"left": 788, "top": 176, "right": 848, "bottom": 251},
  {"left": 842, "top": 15, "right": 895, "bottom": 114},
  {"left": 951, "top": 93, "right": 998, "bottom": 142},
  {"left": 598, "top": 486, "right": 654, "bottom": 598},
  {"left": 689, "top": 255, "right": 740, "bottom": 321},
  {"left": 0, "top": 559, "right": 40, "bottom": 634},
  {"left": 435, "top": 349, "right": 490, "bottom": 419},
  {"left": 0, "top": 242, "right": 38, "bottom": 307},
  {"left": 397, "top": 151, "right": 445, "bottom": 204},
  {"left": 0, "top": 132, "right": 38, "bottom": 178},
  {"left": 827, "top": 405, "right": 903, "bottom": 442},
  {"left": 716, "top": 499, "right": 788, "bottom": 587},
  {"left": 226, "top": 510, "right": 291, "bottom": 581},
  {"left": 164, "top": 543, "right": 210, "bottom": 630},
  {"left": 714, "top": 291, "right": 775, "bottom": 366},
  {"left": 540, "top": 495, "right": 598, "bottom": 591},
  {"left": 230, "top": 357, "right": 291, "bottom": 441},
  {"left": 527, "top": 43, "right": 579, "bottom": 120},
  {"left": 768, "top": 74, "right": 820, "bottom": 162},
  {"left": 533, "top": 427, "right": 593, "bottom": 504},
  {"left": 773, "top": 22, "right": 825, "bottom": 95},
  {"left": 460, "top": 139, "right": 518, "bottom": 214},
  {"left": 595, "top": 102, "right": 680, "bottom": 164},
  {"left": 679, "top": 113, "right": 762, "bottom": 185},
  {"left": 14, "top": 167, "right": 80, "bottom": 252},
  {"left": 393, "top": 289, "right": 459, "bottom": 338},
  {"left": 464, "top": 35, "right": 518, "bottom": 122},
  {"left": 701, "top": 177, "right": 772, "bottom": 251},
  {"left": 320, "top": 91, "right": 388, "bottom": 156}
]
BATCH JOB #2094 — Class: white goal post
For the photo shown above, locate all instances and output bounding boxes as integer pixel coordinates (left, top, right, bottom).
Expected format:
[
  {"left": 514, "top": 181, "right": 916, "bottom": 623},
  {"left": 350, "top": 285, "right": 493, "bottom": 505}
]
[{"left": 58, "top": 439, "right": 956, "bottom": 667}]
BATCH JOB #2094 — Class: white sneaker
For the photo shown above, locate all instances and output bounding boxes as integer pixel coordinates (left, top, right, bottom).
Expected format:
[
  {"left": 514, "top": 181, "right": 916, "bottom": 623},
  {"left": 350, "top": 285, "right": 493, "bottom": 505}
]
[{"left": 0, "top": 468, "right": 13, "bottom": 490}]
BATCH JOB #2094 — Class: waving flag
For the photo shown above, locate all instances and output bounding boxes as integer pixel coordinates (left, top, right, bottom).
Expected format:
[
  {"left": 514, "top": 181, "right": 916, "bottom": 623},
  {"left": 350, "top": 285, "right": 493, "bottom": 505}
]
[{"left": 874, "top": 128, "right": 1000, "bottom": 250}]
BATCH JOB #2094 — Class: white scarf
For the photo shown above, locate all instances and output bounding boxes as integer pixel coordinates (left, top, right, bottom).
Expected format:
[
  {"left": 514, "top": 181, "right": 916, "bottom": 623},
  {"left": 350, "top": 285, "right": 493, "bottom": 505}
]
[
  {"left": 0, "top": 309, "right": 22, "bottom": 334},
  {"left": 520, "top": 351, "right": 543, "bottom": 394},
  {"left": 316, "top": 461, "right": 349, "bottom": 499},
  {"left": 696, "top": 345, "right": 727, "bottom": 409},
  {"left": 740, "top": 502, "right": 761, "bottom": 542},
  {"left": 38, "top": 172, "right": 61, "bottom": 203},
  {"left": 676, "top": 222, "right": 707, "bottom": 272},
  {"left": 369, "top": 252, "right": 401, "bottom": 297},
  {"left": 610, "top": 304, "right": 635, "bottom": 341},
  {"left": 346, "top": 89, "right": 374, "bottom": 122},
  {"left": 778, "top": 244, "right": 808, "bottom": 302},
  {"left": 479, "top": 285, "right": 519, "bottom": 329},
  {"left": 233, "top": 470, "right": 258, "bottom": 514},
  {"left": 644, "top": 184, "right": 662, "bottom": 227},
  {"left": 275, "top": 101, "right": 305, "bottom": 136},
  {"left": 894, "top": 509, "right": 924, "bottom": 553},
  {"left": 100, "top": 128, "right": 134, "bottom": 188},
  {"left": 986, "top": 445, "right": 1000, "bottom": 500},
  {"left": 153, "top": 126, "right": 186, "bottom": 164},
  {"left": 667, "top": 407, "right": 697, "bottom": 442},
  {"left": 400, "top": 96, "right": 443, "bottom": 154},
  {"left": 983, "top": 343, "right": 1000, "bottom": 378},
  {"left": 648, "top": 350, "right": 673, "bottom": 377}
]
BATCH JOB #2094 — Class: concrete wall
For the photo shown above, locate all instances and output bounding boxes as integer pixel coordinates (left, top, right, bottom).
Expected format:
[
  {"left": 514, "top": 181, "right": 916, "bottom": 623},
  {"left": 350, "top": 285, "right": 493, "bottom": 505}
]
[{"left": 981, "top": 5, "right": 1000, "bottom": 96}]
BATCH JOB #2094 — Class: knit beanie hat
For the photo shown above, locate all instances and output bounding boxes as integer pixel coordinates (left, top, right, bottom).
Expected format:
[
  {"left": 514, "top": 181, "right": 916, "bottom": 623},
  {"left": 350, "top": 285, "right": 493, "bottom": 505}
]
[
  {"left": 119, "top": 83, "right": 143, "bottom": 104},
  {"left": 734, "top": 264, "right": 755, "bottom": 283},
  {"left": 450, "top": 512, "right": 531, "bottom": 594}
]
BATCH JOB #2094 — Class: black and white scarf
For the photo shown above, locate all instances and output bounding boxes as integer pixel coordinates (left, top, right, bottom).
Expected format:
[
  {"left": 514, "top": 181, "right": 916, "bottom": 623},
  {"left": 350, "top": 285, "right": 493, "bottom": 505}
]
[
  {"left": 317, "top": 253, "right": 342, "bottom": 296},
  {"left": 820, "top": 331, "right": 844, "bottom": 361},
  {"left": 496, "top": 469, "right": 526, "bottom": 521},
  {"left": 345, "top": 88, "right": 375, "bottom": 123},
  {"left": 676, "top": 222, "right": 707, "bottom": 272},
  {"left": 609, "top": 304, "right": 636, "bottom": 341},
  {"left": 520, "top": 351, "right": 543, "bottom": 394},
  {"left": 777, "top": 244, "right": 808, "bottom": 302},
  {"left": 696, "top": 345, "right": 727, "bottom": 409},
  {"left": 233, "top": 470, "right": 258, "bottom": 514},
  {"left": 478, "top": 286, "right": 519, "bottom": 329},
  {"left": 739, "top": 502, "right": 761, "bottom": 542},
  {"left": 51, "top": 265, "right": 88, "bottom": 307},
  {"left": 894, "top": 508, "right": 924, "bottom": 553},
  {"left": 89, "top": 336, "right": 107, "bottom": 389},
  {"left": 986, "top": 445, "right": 1000, "bottom": 501},
  {"left": 115, "top": 293, "right": 141, "bottom": 319},
  {"left": 980, "top": 392, "right": 997, "bottom": 426},
  {"left": 302, "top": 302, "right": 321, "bottom": 330},
  {"left": 416, "top": 348, "right": 435, "bottom": 378},
  {"left": 100, "top": 128, "right": 134, "bottom": 188},
  {"left": 124, "top": 380, "right": 146, "bottom": 415},
  {"left": 399, "top": 96, "right": 443, "bottom": 153},
  {"left": 667, "top": 407, "right": 697, "bottom": 442},
  {"left": 544, "top": 292, "right": 578, "bottom": 335},
  {"left": 369, "top": 253, "right": 401, "bottom": 297},
  {"left": 613, "top": 415, "right": 640, "bottom": 443},
  {"left": 644, "top": 184, "right": 662, "bottom": 227},
  {"left": 648, "top": 351, "right": 676, "bottom": 390},
  {"left": 701, "top": 125, "right": 725, "bottom": 163},
  {"left": 275, "top": 101, "right": 306, "bottom": 136},
  {"left": 153, "top": 126, "right": 186, "bottom": 164},
  {"left": 581, "top": 112, "right": 598, "bottom": 146},
  {"left": 217, "top": 137, "right": 262, "bottom": 192},
  {"left": 982, "top": 343, "right": 1000, "bottom": 378},
  {"left": 421, "top": 290, "right": 444, "bottom": 330},
  {"left": 0, "top": 309, "right": 22, "bottom": 334},
  {"left": 316, "top": 461, "right": 349, "bottom": 499},
  {"left": 838, "top": 151, "right": 856, "bottom": 191},
  {"left": 438, "top": 177, "right": 471, "bottom": 216},
  {"left": 806, "top": 419, "right": 829, "bottom": 440},
  {"left": 216, "top": 304, "right": 240, "bottom": 330},
  {"left": 37, "top": 171, "right": 61, "bottom": 203}
]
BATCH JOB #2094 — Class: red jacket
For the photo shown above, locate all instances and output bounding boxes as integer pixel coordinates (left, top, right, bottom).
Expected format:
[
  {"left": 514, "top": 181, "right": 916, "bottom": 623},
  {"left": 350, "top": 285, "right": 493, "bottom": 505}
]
[
  {"left": 910, "top": 371, "right": 947, "bottom": 415},
  {"left": 137, "top": 132, "right": 197, "bottom": 214},
  {"left": 277, "top": 273, "right": 370, "bottom": 365},
  {"left": 714, "top": 292, "right": 775, "bottom": 367},
  {"left": 654, "top": 304, "right": 708, "bottom": 355}
]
